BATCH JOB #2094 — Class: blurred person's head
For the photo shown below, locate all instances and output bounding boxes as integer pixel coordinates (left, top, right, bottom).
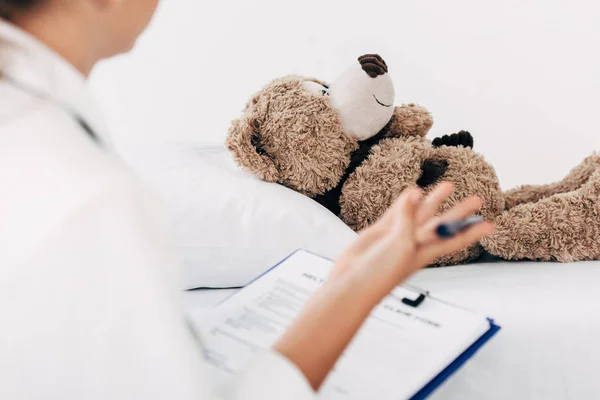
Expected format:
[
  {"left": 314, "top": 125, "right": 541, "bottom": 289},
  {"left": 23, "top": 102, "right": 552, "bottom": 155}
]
[{"left": 0, "top": 0, "right": 160, "bottom": 74}]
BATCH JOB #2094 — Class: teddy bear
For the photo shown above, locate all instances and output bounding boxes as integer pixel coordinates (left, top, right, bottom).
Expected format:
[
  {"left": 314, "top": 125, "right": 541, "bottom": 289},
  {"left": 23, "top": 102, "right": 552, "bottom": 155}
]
[{"left": 226, "top": 54, "right": 600, "bottom": 265}]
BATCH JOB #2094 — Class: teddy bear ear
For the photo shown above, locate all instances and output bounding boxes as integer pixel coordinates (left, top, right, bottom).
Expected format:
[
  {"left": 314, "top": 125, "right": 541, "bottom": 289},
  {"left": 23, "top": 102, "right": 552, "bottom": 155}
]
[{"left": 226, "top": 114, "right": 282, "bottom": 183}]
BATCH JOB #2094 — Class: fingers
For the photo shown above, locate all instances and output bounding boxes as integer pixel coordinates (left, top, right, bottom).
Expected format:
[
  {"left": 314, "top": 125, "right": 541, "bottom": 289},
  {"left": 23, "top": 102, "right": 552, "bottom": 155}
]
[
  {"left": 416, "top": 182, "right": 454, "bottom": 225},
  {"left": 417, "top": 196, "right": 483, "bottom": 244},
  {"left": 376, "top": 188, "right": 422, "bottom": 226},
  {"left": 435, "top": 196, "right": 482, "bottom": 223},
  {"left": 361, "top": 188, "right": 422, "bottom": 238},
  {"left": 357, "top": 190, "right": 420, "bottom": 272},
  {"left": 387, "top": 188, "right": 421, "bottom": 235},
  {"left": 337, "top": 188, "right": 421, "bottom": 267},
  {"left": 417, "top": 222, "right": 495, "bottom": 267}
]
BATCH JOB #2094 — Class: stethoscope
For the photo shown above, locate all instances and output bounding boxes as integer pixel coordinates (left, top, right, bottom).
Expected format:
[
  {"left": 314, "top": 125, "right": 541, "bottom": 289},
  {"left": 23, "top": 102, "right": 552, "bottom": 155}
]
[{"left": 2, "top": 73, "right": 101, "bottom": 144}]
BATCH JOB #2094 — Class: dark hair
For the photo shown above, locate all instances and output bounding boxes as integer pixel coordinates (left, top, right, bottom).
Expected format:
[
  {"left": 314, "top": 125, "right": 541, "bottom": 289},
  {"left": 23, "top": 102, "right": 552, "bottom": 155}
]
[{"left": 0, "top": 0, "right": 41, "bottom": 20}]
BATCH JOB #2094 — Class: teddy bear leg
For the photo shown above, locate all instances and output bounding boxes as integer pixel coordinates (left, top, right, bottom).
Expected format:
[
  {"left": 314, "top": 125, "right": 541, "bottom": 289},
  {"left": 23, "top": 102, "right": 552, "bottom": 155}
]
[
  {"left": 504, "top": 152, "right": 600, "bottom": 209},
  {"left": 481, "top": 167, "right": 600, "bottom": 262}
]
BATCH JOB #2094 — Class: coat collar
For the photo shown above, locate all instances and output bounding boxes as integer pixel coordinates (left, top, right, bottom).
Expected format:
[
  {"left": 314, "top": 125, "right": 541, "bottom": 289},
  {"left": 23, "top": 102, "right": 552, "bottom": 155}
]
[{"left": 0, "top": 19, "right": 112, "bottom": 147}]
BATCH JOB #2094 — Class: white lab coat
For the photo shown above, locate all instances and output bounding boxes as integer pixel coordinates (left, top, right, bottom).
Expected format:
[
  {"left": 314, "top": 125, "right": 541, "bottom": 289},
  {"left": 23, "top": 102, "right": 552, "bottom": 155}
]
[{"left": 0, "top": 20, "right": 314, "bottom": 400}]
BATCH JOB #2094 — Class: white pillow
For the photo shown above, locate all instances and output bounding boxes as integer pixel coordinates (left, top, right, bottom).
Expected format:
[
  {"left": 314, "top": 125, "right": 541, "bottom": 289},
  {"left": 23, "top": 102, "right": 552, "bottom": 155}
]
[{"left": 119, "top": 141, "right": 357, "bottom": 289}]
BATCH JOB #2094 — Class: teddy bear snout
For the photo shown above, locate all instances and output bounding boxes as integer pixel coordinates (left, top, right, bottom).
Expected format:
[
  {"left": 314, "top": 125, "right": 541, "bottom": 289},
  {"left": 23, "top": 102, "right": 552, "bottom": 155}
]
[{"left": 358, "top": 54, "right": 388, "bottom": 78}]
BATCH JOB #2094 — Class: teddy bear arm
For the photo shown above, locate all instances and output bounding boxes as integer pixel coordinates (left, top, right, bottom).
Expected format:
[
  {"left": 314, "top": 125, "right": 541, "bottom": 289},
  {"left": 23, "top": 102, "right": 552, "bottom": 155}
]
[{"left": 383, "top": 104, "right": 434, "bottom": 138}]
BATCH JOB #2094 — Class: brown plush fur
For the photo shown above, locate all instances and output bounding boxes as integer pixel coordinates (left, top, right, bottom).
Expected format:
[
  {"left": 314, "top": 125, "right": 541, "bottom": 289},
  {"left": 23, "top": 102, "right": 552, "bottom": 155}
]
[
  {"left": 340, "top": 136, "right": 504, "bottom": 265},
  {"left": 227, "top": 63, "right": 600, "bottom": 266},
  {"left": 226, "top": 76, "right": 358, "bottom": 197},
  {"left": 481, "top": 154, "right": 600, "bottom": 262},
  {"left": 383, "top": 104, "right": 434, "bottom": 137},
  {"left": 503, "top": 153, "right": 600, "bottom": 209}
]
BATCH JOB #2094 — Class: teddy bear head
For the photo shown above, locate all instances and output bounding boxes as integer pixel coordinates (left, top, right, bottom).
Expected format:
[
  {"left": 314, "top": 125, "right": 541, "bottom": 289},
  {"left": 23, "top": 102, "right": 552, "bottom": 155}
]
[{"left": 226, "top": 54, "right": 405, "bottom": 197}]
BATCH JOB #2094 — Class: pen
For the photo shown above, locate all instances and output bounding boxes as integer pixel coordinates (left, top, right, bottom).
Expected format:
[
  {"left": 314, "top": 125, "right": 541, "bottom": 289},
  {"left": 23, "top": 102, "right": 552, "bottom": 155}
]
[{"left": 436, "top": 216, "right": 485, "bottom": 239}]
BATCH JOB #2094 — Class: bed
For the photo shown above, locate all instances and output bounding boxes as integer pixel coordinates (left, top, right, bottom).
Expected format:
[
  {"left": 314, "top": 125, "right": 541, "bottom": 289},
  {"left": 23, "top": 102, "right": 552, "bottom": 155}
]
[{"left": 122, "top": 142, "right": 600, "bottom": 399}]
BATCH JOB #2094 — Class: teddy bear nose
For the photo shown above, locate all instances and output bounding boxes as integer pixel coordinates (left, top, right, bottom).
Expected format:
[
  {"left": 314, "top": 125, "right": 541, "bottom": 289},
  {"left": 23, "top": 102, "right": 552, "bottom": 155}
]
[{"left": 358, "top": 54, "right": 388, "bottom": 78}]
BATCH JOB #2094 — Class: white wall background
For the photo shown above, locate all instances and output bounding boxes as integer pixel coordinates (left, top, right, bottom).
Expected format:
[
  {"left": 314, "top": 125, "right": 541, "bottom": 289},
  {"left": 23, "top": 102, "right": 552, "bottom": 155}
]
[{"left": 89, "top": 0, "right": 600, "bottom": 190}]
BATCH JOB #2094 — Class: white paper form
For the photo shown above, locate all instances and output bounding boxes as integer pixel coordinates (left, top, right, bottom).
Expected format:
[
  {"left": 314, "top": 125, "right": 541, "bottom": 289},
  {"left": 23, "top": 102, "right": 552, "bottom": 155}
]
[{"left": 196, "top": 250, "right": 490, "bottom": 400}]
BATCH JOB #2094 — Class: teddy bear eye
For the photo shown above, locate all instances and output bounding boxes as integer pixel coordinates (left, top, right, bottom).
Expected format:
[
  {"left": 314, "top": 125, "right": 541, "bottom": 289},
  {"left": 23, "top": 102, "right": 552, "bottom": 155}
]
[{"left": 321, "top": 89, "right": 330, "bottom": 96}]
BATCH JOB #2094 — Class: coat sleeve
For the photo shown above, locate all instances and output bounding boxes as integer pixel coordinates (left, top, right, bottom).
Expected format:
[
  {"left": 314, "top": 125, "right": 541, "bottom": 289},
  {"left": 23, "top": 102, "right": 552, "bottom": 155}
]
[{"left": 0, "top": 175, "right": 315, "bottom": 400}]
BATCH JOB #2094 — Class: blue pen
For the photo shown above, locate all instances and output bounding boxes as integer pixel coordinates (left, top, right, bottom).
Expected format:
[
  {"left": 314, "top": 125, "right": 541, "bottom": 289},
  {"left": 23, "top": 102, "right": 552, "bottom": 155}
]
[{"left": 436, "top": 216, "right": 485, "bottom": 238}]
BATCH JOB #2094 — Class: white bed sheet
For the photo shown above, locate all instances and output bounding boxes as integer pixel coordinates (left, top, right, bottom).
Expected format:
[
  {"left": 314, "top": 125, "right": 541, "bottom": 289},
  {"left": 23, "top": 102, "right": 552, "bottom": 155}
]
[
  {"left": 119, "top": 141, "right": 357, "bottom": 289},
  {"left": 184, "top": 257, "right": 600, "bottom": 399}
]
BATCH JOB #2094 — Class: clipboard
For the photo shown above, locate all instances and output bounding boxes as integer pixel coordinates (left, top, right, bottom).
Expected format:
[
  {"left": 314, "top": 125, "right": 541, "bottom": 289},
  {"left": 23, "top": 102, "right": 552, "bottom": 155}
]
[
  {"left": 410, "top": 318, "right": 500, "bottom": 399},
  {"left": 210, "top": 249, "right": 501, "bottom": 399}
]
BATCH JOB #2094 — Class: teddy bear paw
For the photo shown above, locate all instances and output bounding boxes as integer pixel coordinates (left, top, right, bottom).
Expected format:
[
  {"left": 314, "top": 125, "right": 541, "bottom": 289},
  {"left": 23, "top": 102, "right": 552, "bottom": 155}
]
[
  {"left": 416, "top": 159, "right": 449, "bottom": 188},
  {"left": 432, "top": 130, "right": 474, "bottom": 149}
]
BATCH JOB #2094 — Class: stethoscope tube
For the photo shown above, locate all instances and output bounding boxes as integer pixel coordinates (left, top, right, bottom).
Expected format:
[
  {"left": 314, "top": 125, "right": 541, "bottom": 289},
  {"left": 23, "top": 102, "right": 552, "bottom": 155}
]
[{"left": 1, "top": 73, "right": 100, "bottom": 144}]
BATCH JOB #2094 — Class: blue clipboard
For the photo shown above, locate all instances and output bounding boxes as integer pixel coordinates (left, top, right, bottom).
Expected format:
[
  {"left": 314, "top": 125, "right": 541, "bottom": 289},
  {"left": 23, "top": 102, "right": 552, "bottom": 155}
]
[
  {"left": 226, "top": 249, "right": 501, "bottom": 399},
  {"left": 410, "top": 318, "right": 501, "bottom": 399}
]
